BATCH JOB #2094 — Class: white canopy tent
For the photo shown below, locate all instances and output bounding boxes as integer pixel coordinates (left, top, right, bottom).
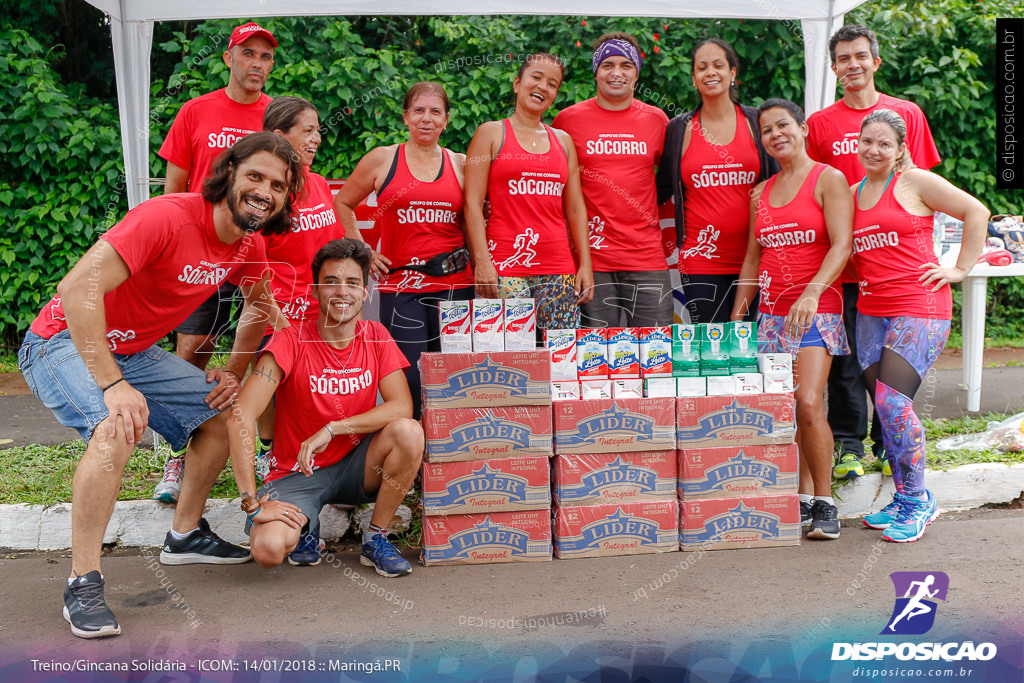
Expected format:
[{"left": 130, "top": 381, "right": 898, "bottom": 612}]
[{"left": 83, "top": 0, "right": 868, "bottom": 209}]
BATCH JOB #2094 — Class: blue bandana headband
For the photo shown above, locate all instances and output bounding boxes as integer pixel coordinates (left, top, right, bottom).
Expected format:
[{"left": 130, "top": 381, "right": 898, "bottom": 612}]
[{"left": 591, "top": 39, "right": 642, "bottom": 75}]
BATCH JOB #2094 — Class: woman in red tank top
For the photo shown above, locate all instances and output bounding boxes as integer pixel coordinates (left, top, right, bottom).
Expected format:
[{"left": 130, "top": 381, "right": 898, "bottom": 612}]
[
  {"left": 853, "top": 109, "right": 988, "bottom": 543},
  {"left": 335, "top": 82, "right": 474, "bottom": 419},
  {"left": 657, "top": 39, "right": 779, "bottom": 323},
  {"left": 732, "top": 99, "right": 853, "bottom": 541},
  {"left": 464, "top": 53, "right": 594, "bottom": 331}
]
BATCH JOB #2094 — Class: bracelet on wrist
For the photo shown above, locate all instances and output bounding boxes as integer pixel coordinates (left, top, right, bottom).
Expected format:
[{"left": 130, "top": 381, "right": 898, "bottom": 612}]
[
  {"left": 323, "top": 423, "right": 335, "bottom": 439},
  {"left": 240, "top": 494, "right": 260, "bottom": 514},
  {"left": 246, "top": 504, "right": 262, "bottom": 521},
  {"left": 225, "top": 369, "right": 241, "bottom": 381},
  {"left": 101, "top": 377, "right": 125, "bottom": 393}
]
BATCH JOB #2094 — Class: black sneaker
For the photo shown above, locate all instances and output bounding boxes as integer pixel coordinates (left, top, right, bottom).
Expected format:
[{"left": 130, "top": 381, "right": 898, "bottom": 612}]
[
  {"left": 807, "top": 500, "right": 841, "bottom": 540},
  {"left": 63, "top": 571, "right": 121, "bottom": 639},
  {"left": 800, "top": 500, "right": 813, "bottom": 527},
  {"left": 159, "top": 518, "right": 252, "bottom": 565}
]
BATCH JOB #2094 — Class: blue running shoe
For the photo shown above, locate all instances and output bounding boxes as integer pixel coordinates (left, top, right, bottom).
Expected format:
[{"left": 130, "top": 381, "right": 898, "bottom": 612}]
[
  {"left": 288, "top": 524, "right": 323, "bottom": 566},
  {"left": 360, "top": 533, "right": 412, "bottom": 577},
  {"left": 863, "top": 492, "right": 907, "bottom": 530},
  {"left": 882, "top": 491, "right": 939, "bottom": 543}
]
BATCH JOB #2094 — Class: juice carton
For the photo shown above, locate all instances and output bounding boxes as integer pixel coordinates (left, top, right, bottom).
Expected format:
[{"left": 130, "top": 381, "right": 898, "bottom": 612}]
[{"left": 545, "top": 329, "right": 578, "bottom": 381}]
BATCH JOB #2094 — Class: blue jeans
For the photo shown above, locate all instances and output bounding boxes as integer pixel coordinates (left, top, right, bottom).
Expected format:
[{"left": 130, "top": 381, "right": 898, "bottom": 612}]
[{"left": 19, "top": 330, "right": 220, "bottom": 450}]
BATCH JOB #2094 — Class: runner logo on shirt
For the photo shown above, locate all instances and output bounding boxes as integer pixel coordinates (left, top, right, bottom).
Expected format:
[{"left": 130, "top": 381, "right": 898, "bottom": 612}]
[
  {"left": 106, "top": 329, "right": 137, "bottom": 352},
  {"left": 396, "top": 257, "right": 427, "bottom": 290},
  {"left": 496, "top": 228, "right": 540, "bottom": 270},
  {"left": 281, "top": 296, "right": 312, "bottom": 321},
  {"left": 759, "top": 270, "right": 774, "bottom": 308},
  {"left": 588, "top": 216, "right": 607, "bottom": 250},
  {"left": 682, "top": 225, "right": 720, "bottom": 260}
]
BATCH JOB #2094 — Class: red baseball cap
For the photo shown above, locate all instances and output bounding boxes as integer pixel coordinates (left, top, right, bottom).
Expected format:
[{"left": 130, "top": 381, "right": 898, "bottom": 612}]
[{"left": 228, "top": 22, "right": 278, "bottom": 49}]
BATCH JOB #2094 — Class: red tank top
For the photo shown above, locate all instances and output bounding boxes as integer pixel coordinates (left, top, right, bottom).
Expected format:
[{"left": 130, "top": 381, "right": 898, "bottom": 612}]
[
  {"left": 486, "top": 119, "right": 575, "bottom": 276},
  {"left": 375, "top": 145, "right": 474, "bottom": 293},
  {"left": 852, "top": 173, "right": 948, "bottom": 318},
  {"left": 754, "top": 164, "right": 842, "bottom": 316},
  {"left": 679, "top": 105, "right": 761, "bottom": 274}
]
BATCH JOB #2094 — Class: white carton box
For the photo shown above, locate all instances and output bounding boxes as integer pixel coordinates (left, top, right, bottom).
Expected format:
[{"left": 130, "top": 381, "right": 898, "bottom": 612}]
[
  {"left": 552, "top": 381, "right": 581, "bottom": 401},
  {"left": 644, "top": 377, "right": 676, "bottom": 398},
  {"left": 706, "top": 376, "right": 737, "bottom": 396},
  {"left": 438, "top": 300, "right": 472, "bottom": 353},
  {"left": 764, "top": 372, "right": 795, "bottom": 393},
  {"left": 580, "top": 379, "right": 613, "bottom": 400},
  {"left": 504, "top": 298, "right": 537, "bottom": 351},
  {"left": 734, "top": 373, "right": 764, "bottom": 394},
  {"left": 545, "top": 329, "right": 578, "bottom": 381},
  {"left": 611, "top": 378, "right": 643, "bottom": 399},
  {"left": 758, "top": 353, "right": 793, "bottom": 374},
  {"left": 676, "top": 377, "right": 707, "bottom": 397},
  {"left": 471, "top": 299, "right": 504, "bottom": 352}
]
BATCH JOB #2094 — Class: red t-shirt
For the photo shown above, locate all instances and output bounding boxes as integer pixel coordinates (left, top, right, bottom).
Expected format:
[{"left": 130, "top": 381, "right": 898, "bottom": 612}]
[
  {"left": 30, "top": 194, "right": 268, "bottom": 354},
  {"left": 261, "top": 319, "right": 409, "bottom": 483},
  {"left": 806, "top": 93, "right": 940, "bottom": 284},
  {"left": 486, "top": 119, "right": 576, "bottom": 276},
  {"left": 158, "top": 89, "right": 273, "bottom": 192},
  {"left": 263, "top": 169, "right": 345, "bottom": 330},
  {"left": 754, "top": 164, "right": 843, "bottom": 316},
  {"left": 552, "top": 98, "right": 669, "bottom": 272},
  {"left": 679, "top": 106, "right": 761, "bottom": 275},
  {"left": 374, "top": 145, "right": 474, "bottom": 293},
  {"left": 852, "top": 174, "right": 948, "bottom": 319}
]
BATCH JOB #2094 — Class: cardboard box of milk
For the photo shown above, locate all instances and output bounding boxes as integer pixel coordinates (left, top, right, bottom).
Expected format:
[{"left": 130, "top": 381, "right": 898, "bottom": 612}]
[
  {"left": 677, "top": 443, "right": 800, "bottom": 500},
  {"left": 471, "top": 299, "right": 504, "bottom": 352},
  {"left": 421, "top": 456, "right": 551, "bottom": 515},
  {"left": 553, "top": 451, "right": 677, "bottom": 506},
  {"left": 671, "top": 324, "right": 701, "bottom": 377},
  {"left": 545, "top": 329, "right": 578, "bottom": 381},
  {"left": 639, "top": 327, "right": 673, "bottom": 378},
  {"left": 576, "top": 328, "right": 609, "bottom": 378},
  {"left": 421, "top": 510, "right": 552, "bottom": 565},
  {"left": 607, "top": 328, "right": 640, "bottom": 378},
  {"left": 438, "top": 300, "right": 472, "bottom": 353},
  {"left": 679, "top": 495, "right": 800, "bottom": 551},
  {"left": 504, "top": 298, "right": 537, "bottom": 351},
  {"left": 554, "top": 501, "right": 679, "bottom": 559}
]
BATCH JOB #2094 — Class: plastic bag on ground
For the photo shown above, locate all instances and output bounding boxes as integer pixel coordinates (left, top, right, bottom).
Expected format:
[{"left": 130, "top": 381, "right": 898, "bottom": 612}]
[{"left": 935, "top": 413, "right": 1024, "bottom": 452}]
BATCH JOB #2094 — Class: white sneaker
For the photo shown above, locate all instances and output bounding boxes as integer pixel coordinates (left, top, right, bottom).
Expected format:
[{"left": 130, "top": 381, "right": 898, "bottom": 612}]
[{"left": 153, "top": 452, "right": 185, "bottom": 504}]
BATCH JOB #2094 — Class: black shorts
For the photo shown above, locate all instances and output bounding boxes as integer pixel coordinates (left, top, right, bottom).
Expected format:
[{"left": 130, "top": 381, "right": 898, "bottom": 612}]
[
  {"left": 175, "top": 282, "right": 240, "bottom": 336},
  {"left": 246, "top": 432, "right": 377, "bottom": 534}
]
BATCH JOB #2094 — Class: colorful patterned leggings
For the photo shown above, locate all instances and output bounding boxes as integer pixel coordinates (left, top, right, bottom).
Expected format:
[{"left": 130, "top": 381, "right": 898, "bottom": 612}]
[
  {"left": 856, "top": 314, "right": 951, "bottom": 497},
  {"left": 497, "top": 274, "right": 579, "bottom": 330}
]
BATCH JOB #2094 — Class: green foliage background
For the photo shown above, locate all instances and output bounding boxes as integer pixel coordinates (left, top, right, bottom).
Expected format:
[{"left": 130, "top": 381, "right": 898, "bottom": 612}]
[{"left": 2, "top": 1, "right": 1022, "bottom": 348}]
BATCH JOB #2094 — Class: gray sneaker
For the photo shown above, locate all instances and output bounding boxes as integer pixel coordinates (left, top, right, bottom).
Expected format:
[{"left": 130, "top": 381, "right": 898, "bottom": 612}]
[{"left": 63, "top": 571, "right": 121, "bottom": 639}]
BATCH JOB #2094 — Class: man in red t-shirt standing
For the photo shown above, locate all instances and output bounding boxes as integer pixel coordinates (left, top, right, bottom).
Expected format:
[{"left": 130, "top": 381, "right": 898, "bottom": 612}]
[
  {"left": 553, "top": 32, "right": 671, "bottom": 327},
  {"left": 18, "top": 132, "right": 304, "bottom": 639},
  {"left": 806, "top": 24, "right": 941, "bottom": 481},
  {"left": 227, "top": 239, "right": 423, "bottom": 577},
  {"left": 155, "top": 21, "right": 277, "bottom": 502}
]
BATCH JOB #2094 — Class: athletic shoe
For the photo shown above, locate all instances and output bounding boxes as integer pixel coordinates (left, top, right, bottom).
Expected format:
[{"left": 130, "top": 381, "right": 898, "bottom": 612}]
[
  {"left": 288, "top": 524, "right": 323, "bottom": 566},
  {"left": 882, "top": 491, "right": 939, "bottom": 543},
  {"left": 875, "top": 449, "right": 892, "bottom": 476},
  {"left": 63, "top": 571, "right": 121, "bottom": 639},
  {"left": 159, "top": 518, "right": 252, "bottom": 565},
  {"left": 360, "top": 533, "right": 412, "bottom": 578},
  {"left": 153, "top": 450, "right": 185, "bottom": 504},
  {"left": 800, "top": 500, "right": 813, "bottom": 527},
  {"left": 806, "top": 500, "right": 841, "bottom": 540},
  {"left": 833, "top": 451, "right": 865, "bottom": 480},
  {"left": 863, "top": 492, "right": 907, "bottom": 530}
]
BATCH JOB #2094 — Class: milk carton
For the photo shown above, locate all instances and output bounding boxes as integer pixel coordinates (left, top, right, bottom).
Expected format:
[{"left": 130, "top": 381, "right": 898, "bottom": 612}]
[
  {"left": 471, "top": 299, "right": 504, "bottom": 352},
  {"left": 671, "top": 324, "right": 701, "bottom": 377},
  {"left": 545, "top": 329, "right": 578, "bottom": 381},
  {"left": 576, "top": 328, "right": 609, "bottom": 378},
  {"left": 421, "top": 456, "right": 551, "bottom": 515},
  {"left": 607, "top": 328, "right": 640, "bottom": 378},
  {"left": 700, "top": 323, "right": 731, "bottom": 376},
  {"left": 503, "top": 298, "right": 537, "bottom": 351},
  {"left": 554, "top": 451, "right": 678, "bottom": 506},
  {"left": 639, "top": 326, "right": 673, "bottom": 378},
  {"left": 421, "top": 510, "right": 552, "bottom": 565},
  {"left": 438, "top": 300, "right": 472, "bottom": 353},
  {"left": 554, "top": 501, "right": 679, "bottom": 559}
]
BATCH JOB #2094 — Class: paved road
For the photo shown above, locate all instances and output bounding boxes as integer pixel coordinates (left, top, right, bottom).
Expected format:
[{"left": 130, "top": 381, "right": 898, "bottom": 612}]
[{"left": 1, "top": 507, "right": 1021, "bottom": 681}]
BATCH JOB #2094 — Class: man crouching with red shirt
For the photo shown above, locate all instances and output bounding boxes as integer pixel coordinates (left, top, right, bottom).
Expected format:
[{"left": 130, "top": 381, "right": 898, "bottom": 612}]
[{"left": 228, "top": 238, "right": 423, "bottom": 577}]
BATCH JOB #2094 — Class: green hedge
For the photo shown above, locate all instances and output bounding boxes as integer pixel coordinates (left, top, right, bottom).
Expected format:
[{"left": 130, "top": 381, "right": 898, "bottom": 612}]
[{"left": 2, "top": 1, "right": 1022, "bottom": 347}]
